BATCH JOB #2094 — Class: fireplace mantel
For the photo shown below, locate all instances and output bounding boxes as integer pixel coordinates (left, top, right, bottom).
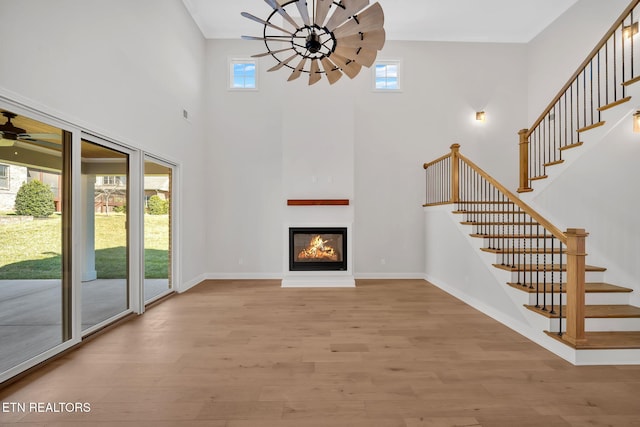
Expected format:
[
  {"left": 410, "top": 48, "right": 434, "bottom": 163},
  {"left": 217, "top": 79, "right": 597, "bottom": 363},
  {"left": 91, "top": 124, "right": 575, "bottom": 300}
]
[{"left": 287, "top": 199, "right": 350, "bottom": 206}]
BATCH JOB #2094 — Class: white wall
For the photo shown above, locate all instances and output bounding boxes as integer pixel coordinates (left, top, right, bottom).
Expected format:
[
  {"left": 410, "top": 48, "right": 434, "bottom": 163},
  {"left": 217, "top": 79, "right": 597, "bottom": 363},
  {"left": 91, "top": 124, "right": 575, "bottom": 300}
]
[
  {"left": 0, "top": 0, "right": 208, "bottom": 287},
  {"left": 205, "top": 39, "right": 527, "bottom": 277},
  {"left": 526, "top": 0, "right": 629, "bottom": 123}
]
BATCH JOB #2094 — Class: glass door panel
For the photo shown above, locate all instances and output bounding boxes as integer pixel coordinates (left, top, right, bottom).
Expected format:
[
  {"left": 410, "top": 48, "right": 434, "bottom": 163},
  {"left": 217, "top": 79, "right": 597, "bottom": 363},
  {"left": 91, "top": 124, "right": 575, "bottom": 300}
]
[
  {"left": 0, "top": 108, "right": 70, "bottom": 374},
  {"left": 80, "top": 139, "right": 129, "bottom": 332},
  {"left": 143, "top": 158, "right": 172, "bottom": 303}
]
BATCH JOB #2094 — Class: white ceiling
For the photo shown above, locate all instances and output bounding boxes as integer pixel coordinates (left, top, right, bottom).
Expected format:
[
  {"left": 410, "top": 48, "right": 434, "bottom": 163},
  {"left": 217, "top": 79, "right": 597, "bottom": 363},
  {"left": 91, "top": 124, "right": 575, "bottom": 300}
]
[{"left": 182, "top": 0, "right": 578, "bottom": 43}]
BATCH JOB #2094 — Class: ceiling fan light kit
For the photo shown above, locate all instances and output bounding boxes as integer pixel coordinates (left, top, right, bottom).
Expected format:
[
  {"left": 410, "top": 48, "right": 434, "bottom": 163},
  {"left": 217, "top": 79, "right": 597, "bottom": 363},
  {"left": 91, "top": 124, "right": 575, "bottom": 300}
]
[{"left": 242, "top": 0, "right": 386, "bottom": 86}]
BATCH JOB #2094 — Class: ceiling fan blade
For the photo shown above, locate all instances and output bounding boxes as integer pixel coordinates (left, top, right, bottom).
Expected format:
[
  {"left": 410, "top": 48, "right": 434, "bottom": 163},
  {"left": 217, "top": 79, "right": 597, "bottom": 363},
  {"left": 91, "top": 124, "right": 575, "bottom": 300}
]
[
  {"left": 252, "top": 47, "right": 293, "bottom": 58},
  {"left": 333, "top": 2, "right": 384, "bottom": 38},
  {"left": 264, "top": 0, "right": 301, "bottom": 29},
  {"left": 315, "top": 0, "right": 332, "bottom": 27},
  {"left": 267, "top": 53, "right": 299, "bottom": 72},
  {"left": 333, "top": 45, "right": 377, "bottom": 67},
  {"left": 18, "top": 133, "right": 61, "bottom": 141},
  {"left": 288, "top": 58, "right": 308, "bottom": 81},
  {"left": 336, "top": 29, "right": 385, "bottom": 50},
  {"left": 17, "top": 139, "right": 62, "bottom": 150},
  {"left": 242, "top": 35, "right": 291, "bottom": 43},
  {"left": 241, "top": 12, "right": 293, "bottom": 35},
  {"left": 328, "top": 53, "right": 362, "bottom": 79},
  {"left": 325, "top": 0, "right": 369, "bottom": 31},
  {"left": 309, "top": 59, "right": 322, "bottom": 85},
  {"left": 320, "top": 58, "right": 343, "bottom": 85},
  {"left": 295, "top": 0, "right": 311, "bottom": 26}
]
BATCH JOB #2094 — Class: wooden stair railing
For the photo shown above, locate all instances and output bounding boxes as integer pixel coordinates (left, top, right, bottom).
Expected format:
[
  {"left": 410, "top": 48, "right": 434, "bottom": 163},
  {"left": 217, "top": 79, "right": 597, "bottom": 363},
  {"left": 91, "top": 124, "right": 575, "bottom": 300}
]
[
  {"left": 424, "top": 144, "right": 588, "bottom": 345},
  {"left": 518, "top": 0, "right": 640, "bottom": 193}
]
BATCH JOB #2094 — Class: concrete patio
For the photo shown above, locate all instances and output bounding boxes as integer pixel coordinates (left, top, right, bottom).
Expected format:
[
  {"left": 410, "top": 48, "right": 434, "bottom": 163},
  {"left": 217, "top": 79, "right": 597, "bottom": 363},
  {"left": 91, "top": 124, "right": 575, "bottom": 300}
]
[{"left": 0, "top": 278, "right": 170, "bottom": 373}]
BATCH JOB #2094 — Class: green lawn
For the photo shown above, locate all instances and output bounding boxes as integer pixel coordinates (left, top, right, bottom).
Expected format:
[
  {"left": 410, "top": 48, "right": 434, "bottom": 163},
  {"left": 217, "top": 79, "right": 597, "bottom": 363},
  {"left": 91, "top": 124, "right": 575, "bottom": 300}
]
[{"left": 0, "top": 214, "right": 169, "bottom": 280}]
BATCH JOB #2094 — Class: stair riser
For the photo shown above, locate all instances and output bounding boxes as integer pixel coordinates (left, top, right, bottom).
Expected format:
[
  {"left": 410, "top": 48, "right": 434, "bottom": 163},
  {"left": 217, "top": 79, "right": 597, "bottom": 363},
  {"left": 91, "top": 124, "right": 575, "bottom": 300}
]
[
  {"left": 477, "top": 237, "right": 561, "bottom": 249},
  {"left": 508, "top": 271, "right": 605, "bottom": 283},
  {"left": 585, "top": 318, "right": 640, "bottom": 332},
  {"left": 495, "top": 253, "right": 565, "bottom": 265},
  {"left": 523, "top": 293, "right": 631, "bottom": 306},
  {"left": 471, "top": 224, "right": 549, "bottom": 235},
  {"left": 534, "top": 318, "right": 640, "bottom": 333}
]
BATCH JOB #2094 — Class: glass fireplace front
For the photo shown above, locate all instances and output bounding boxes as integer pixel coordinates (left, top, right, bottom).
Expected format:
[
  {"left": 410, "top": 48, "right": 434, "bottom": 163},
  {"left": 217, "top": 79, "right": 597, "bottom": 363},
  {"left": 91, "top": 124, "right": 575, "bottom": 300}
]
[{"left": 289, "top": 227, "right": 347, "bottom": 271}]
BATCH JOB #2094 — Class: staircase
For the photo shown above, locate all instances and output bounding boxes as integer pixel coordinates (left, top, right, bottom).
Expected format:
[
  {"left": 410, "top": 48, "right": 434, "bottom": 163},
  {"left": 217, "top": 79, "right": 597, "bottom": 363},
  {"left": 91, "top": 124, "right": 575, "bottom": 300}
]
[
  {"left": 423, "top": 144, "right": 640, "bottom": 364},
  {"left": 455, "top": 200, "right": 640, "bottom": 350},
  {"left": 518, "top": 0, "right": 640, "bottom": 194},
  {"left": 423, "top": 1, "right": 640, "bottom": 363}
]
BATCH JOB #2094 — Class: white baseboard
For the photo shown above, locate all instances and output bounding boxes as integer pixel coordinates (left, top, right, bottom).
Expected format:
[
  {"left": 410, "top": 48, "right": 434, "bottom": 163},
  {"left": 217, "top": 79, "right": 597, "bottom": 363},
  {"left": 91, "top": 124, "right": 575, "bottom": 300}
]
[
  {"left": 204, "top": 273, "right": 283, "bottom": 280},
  {"left": 355, "top": 273, "right": 426, "bottom": 280}
]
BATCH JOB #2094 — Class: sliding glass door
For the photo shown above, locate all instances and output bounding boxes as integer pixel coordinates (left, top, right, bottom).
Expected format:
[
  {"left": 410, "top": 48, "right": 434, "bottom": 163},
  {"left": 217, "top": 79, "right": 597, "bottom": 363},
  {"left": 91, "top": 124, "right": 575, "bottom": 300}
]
[
  {"left": 80, "top": 138, "right": 130, "bottom": 333},
  {"left": 0, "top": 107, "right": 71, "bottom": 373},
  {"left": 143, "top": 157, "right": 173, "bottom": 303},
  {"left": 0, "top": 102, "right": 179, "bottom": 382}
]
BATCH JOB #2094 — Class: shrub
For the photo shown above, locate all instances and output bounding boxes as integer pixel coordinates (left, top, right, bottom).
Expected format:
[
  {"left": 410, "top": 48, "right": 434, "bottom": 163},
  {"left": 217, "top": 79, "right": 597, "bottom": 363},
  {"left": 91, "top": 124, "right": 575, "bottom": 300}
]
[
  {"left": 113, "top": 205, "right": 126, "bottom": 213},
  {"left": 147, "top": 195, "right": 168, "bottom": 215},
  {"left": 14, "top": 180, "right": 55, "bottom": 217}
]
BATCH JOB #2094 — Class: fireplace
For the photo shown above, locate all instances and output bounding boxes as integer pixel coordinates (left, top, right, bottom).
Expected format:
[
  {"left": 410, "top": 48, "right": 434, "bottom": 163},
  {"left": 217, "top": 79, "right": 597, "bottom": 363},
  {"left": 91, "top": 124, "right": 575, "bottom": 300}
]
[{"left": 289, "top": 227, "right": 347, "bottom": 271}]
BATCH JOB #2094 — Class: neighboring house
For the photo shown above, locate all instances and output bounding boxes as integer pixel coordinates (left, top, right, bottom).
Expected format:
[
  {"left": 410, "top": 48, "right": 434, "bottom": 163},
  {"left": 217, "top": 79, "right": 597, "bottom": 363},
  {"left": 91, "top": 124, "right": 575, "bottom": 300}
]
[
  {"left": 94, "top": 175, "right": 127, "bottom": 213},
  {"left": 93, "top": 175, "right": 170, "bottom": 213},
  {"left": 0, "top": 163, "right": 61, "bottom": 212},
  {"left": 144, "top": 176, "right": 170, "bottom": 207}
]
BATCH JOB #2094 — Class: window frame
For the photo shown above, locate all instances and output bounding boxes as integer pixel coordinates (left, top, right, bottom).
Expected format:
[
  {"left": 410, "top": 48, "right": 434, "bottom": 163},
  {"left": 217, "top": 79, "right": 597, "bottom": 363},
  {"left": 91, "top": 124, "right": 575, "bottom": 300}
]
[
  {"left": 229, "top": 58, "right": 259, "bottom": 91},
  {"left": 372, "top": 60, "right": 402, "bottom": 92},
  {"left": 0, "top": 163, "right": 9, "bottom": 190}
]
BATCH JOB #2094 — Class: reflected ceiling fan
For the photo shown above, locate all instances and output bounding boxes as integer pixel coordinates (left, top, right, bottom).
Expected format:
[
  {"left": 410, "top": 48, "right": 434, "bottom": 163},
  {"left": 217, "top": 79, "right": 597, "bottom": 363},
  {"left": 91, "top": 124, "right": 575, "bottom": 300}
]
[
  {"left": 0, "top": 111, "right": 61, "bottom": 148},
  {"left": 241, "top": 0, "right": 385, "bottom": 85}
]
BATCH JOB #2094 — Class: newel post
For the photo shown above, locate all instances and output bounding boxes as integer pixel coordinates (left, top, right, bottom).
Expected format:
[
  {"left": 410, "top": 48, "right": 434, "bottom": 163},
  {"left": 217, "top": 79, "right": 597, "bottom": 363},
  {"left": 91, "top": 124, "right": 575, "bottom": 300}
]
[
  {"left": 564, "top": 228, "right": 589, "bottom": 346},
  {"left": 517, "top": 129, "right": 532, "bottom": 193},
  {"left": 450, "top": 144, "right": 460, "bottom": 203}
]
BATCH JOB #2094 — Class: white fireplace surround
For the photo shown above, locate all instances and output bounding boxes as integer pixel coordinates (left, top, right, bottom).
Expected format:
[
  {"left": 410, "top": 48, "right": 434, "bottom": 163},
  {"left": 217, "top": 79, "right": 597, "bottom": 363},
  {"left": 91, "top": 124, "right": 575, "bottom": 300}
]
[{"left": 281, "top": 222, "right": 355, "bottom": 287}]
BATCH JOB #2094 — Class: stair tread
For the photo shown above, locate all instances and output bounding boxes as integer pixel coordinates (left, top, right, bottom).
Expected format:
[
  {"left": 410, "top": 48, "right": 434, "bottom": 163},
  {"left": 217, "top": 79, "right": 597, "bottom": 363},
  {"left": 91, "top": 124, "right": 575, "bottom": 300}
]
[
  {"left": 453, "top": 210, "right": 529, "bottom": 215},
  {"left": 455, "top": 201, "right": 514, "bottom": 204},
  {"left": 494, "top": 263, "right": 606, "bottom": 272},
  {"left": 546, "top": 331, "right": 640, "bottom": 350},
  {"left": 544, "top": 159, "right": 565, "bottom": 167},
  {"left": 471, "top": 233, "right": 558, "bottom": 239},
  {"left": 559, "top": 141, "right": 584, "bottom": 151},
  {"left": 462, "top": 221, "right": 538, "bottom": 226},
  {"left": 507, "top": 282, "right": 633, "bottom": 293},
  {"left": 577, "top": 121, "right": 606, "bottom": 133},
  {"left": 526, "top": 304, "right": 640, "bottom": 318},
  {"left": 482, "top": 248, "right": 565, "bottom": 254},
  {"left": 531, "top": 175, "right": 549, "bottom": 181},
  {"left": 598, "top": 96, "right": 632, "bottom": 112}
]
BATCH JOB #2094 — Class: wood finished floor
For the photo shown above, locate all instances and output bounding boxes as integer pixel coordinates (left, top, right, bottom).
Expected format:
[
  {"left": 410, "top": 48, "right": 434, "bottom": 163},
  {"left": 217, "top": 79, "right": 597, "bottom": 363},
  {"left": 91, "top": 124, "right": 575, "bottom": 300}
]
[{"left": 1, "top": 279, "right": 640, "bottom": 426}]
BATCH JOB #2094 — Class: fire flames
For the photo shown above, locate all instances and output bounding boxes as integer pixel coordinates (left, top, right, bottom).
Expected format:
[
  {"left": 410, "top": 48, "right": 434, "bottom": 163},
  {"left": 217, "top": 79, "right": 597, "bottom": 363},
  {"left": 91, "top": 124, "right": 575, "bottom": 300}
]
[{"left": 298, "top": 235, "right": 338, "bottom": 261}]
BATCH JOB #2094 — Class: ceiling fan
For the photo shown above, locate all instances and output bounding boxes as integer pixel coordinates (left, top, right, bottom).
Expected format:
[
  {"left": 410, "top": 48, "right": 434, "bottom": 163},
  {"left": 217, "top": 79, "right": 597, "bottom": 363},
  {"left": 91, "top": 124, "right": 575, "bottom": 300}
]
[
  {"left": 241, "top": 0, "right": 385, "bottom": 85},
  {"left": 0, "top": 111, "right": 61, "bottom": 149}
]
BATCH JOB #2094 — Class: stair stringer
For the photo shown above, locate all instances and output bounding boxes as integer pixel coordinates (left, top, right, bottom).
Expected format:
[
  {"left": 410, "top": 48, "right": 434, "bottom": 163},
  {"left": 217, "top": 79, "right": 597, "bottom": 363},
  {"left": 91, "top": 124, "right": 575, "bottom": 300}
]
[{"left": 424, "top": 204, "right": 640, "bottom": 365}]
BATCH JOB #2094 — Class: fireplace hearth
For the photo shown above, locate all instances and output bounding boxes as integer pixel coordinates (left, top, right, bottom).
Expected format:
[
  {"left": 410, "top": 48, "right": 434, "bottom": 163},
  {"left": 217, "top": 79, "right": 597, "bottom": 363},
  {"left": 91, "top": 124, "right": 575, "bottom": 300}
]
[{"left": 289, "top": 227, "right": 347, "bottom": 271}]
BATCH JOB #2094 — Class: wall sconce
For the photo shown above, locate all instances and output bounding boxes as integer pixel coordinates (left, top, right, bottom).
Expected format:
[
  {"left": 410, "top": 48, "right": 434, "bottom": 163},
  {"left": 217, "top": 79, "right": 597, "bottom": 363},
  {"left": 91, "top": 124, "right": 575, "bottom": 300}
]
[
  {"left": 475, "top": 111, "right": 486, "bottom": 123},
  {"left": 623, "top": 22, "right": 638, "bottom": 39},
  {"left": 633, "top": 111, "right": 640, "bottom": 133}
]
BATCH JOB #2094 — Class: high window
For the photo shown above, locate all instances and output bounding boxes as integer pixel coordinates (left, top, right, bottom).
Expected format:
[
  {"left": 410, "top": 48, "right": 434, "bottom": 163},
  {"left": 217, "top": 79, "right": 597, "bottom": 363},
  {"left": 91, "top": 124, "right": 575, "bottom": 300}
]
[
  {"left": 374, "top": 60, "right": 401, "bottom": 91},
  {"left": 230, "top": 59, "right": 257, "bottom": 90}
]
